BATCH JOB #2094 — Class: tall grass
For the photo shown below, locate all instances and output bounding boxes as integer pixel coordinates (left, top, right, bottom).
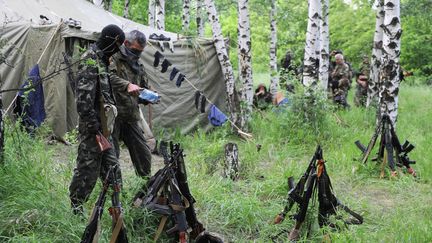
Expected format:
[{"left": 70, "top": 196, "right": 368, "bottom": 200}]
[{"left": 0, "top": 84, "right": 431, "bottom": 242}]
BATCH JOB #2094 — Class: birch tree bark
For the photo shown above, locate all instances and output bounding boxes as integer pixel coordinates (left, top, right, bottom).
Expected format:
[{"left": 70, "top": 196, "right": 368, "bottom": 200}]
[
  {"left": 182, "top": 0, "right": 191, "bottom": 32},
  {"left": 204, "top": 0, "right": 239, "bottom": 127},
  {"left": 302, "top": 0, "right": 321, "bottom": 87},
  {"left": 379, "top": 0, "right": 402, "bottom": 125},
  {"left": 367, "top": 0, "right": 385, "bottom": 107},
  {"left": 318, "top": 0, "right": 329, "bottom": 90},
  {"left": 238, "top": 0, "right": 253, "bottom": 127},
  {"left": 148, "top": 0, "right": 156, "bottom": 28},
  {"left": 92, "top": 0, "right": 103, "bottom": 9},
  {"left": 123, "top": 0, "right": 130, "bottom": 18},
  {"left": 269, "top": 0, "right": 278, "bottom": 96},
  {"left": 197, "top": 0, "right": 204, "bottom": 37},
  {"left": 156, "top": 0, "right": 165, "bottom": 30}
]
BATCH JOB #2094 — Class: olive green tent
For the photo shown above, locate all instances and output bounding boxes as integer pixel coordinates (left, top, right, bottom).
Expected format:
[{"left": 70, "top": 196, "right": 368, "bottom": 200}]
[{"left": 0, "top": 0, "right": 226, "bottom": 139}]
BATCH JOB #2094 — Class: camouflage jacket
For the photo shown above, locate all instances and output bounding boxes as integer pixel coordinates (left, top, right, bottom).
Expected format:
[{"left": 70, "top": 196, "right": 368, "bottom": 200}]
[
  {"left": 75, "top": 45, "right": 115, "bottom": 134},
  {"left": 109, "top": 53, "right": 149, "bottom": 122},
  {"left": 357, "top": 62, "right": 370, "bottom": 91},
  {"left": 331, "top": 63, "right": 350, "bottom": 88}
]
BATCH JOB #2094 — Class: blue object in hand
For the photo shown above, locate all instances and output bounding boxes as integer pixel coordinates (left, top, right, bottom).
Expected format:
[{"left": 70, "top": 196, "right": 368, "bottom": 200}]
[{"left": 138, "top": 89, "right": 161, "bottom": 104}]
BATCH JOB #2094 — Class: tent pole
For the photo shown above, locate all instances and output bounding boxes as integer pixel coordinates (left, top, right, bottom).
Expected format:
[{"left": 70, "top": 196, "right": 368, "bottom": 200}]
[{"left": 5, "top": 20, "right": 63, "bottom": 114}]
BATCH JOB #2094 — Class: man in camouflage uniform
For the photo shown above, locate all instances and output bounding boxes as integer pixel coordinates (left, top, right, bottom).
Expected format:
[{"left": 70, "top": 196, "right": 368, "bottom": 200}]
[
  {"left": 354, "top": 56, "right": 370, "bottom": 107},
  {"left": 109, "top": 30, "right": 152, "bottom": 179},
  {"left": 69, "top": 25, "right": 125, "bottom": 214},
  {"left": 330, "top": 53, "right": 351, "bottom": 108}
]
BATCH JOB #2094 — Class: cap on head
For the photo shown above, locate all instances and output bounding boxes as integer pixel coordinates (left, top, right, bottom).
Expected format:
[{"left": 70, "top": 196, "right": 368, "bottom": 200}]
[{"left": 100, "top": 24, "right": 125, "bottom": 44}]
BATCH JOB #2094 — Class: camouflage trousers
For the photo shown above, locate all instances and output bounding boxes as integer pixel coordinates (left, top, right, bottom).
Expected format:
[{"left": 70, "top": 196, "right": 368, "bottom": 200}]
[
  {"left": 354, "top": 85, "right": 367, "bottom": 107},
  {"left": 112, "top": 118, "right": 152, "bottom": 178},
  {"left": 69, "top": 133, "right": 122, "bottom": 208},
  {"left": 333, "top": 86, "right": 349, "bottom": 108}
]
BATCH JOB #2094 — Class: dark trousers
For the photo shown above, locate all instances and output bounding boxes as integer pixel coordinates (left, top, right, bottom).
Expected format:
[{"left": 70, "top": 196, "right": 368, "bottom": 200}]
[
  {"left": 69, "top": 133, "right": 121, "bottom": 206},
  {"left": 112, "top": 119, "right": 152, "bottom": 178}
]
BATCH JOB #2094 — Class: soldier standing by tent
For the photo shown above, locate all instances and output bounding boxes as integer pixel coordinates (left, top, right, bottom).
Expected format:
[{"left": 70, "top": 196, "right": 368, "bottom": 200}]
[
  {"left": 109, "top": 30, "right": 153, "bottom": 181},
  {"left": 69, "top": 24, "right": 125, "bottom": 214},
  {"left": 330, "top": 53, "right": 351, "bottom": 108},
  {"left": 354, "top": 55, "right": 370, "bottom": 107}
]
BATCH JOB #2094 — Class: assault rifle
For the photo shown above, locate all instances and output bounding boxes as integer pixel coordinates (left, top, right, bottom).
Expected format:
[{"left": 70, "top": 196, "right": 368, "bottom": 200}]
[
  {"left": 81, "top": 165, "right": 128, "bottom": 243},
  {"left": 355, "top": 114, "right": 416, "bottom": 177},
  {"left": 273, "top": 146, "right": 363, "bottom": 241},
  {"left": 139, "top": 141, "right": 205, "bottom": 242}
]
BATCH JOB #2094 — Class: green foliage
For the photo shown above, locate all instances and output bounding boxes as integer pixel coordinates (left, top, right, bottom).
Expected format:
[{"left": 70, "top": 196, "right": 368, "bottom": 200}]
[
  {"left": 400, "top": 0, "right": 432, "bottom": 76},
  {"left": 1, "top": 84, "right": 432, "bottom": 242},
  {"left": 108, "top": 0, "right": 430, "bottom": 81}
]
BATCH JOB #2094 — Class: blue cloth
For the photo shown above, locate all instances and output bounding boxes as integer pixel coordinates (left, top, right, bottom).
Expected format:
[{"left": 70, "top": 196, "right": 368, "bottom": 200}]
[
  {"left": 277, "top": 97, "right": 290, "bottom": 106},
  {"left": 16, "top": 64, "right": 46, "bottom": 128},
  {"left": 208, "top": 105, "right": 227, "bottom": 126}
]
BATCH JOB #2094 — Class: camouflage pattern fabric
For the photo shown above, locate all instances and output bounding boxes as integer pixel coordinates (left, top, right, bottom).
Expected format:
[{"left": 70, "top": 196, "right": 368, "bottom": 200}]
[
  {"left": 112, "top": 120, "right": 151, "bottom": 177},
  {"left": 331, "top": 63, "right": 351, "bottom": 107},
  {"left": 354, "top": 61, "right": 370, "bottom": 107},
  {"left": 109, "top": 53, "right": 149, "bottom": 122},
  {"left": 69, "top": 45, "right": 121, "bottom": 209},
  {"left": 109, "top": 52, "right": 152, "bottom": 178}
]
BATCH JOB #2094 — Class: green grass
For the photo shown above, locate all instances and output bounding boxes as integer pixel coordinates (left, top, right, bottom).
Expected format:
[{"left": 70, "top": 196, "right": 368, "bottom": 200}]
[{"left": 0, "top": 83, "right": 431, "bottom": 242}]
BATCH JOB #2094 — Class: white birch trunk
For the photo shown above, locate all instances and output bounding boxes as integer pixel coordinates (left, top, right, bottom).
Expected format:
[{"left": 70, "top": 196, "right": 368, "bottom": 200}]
[
  {"left": 92, "top": 0, "right": 104, "bottom": 9},
  {"left": 302, "top": 0, "right": 321, "bottom": 87},
  {"left": 182, "top": 0, "right": 191, "bottom": 32},
  {"left": 204, "top": 0, "right": 239, "bottom": 126},
  {"left": 107, "top": 0, "right": 112, "bottom": 12},
  {"left": 238, "top": 0, "right": 253, "bottom": 127},
  {"left": 367, "top": 0, "right": 385, "bottom": 107},
  {"left": 123, "top": 0, "right": 130, "bottom": 18},
  {"left": 379, "top": 0, "right": 402, "bottom": 126},
  {"left": 148, "top": 0, "right": 156, "bottom": 28},
  {"left": 156, "top": 0, "right": 165, "bottom": 30},
  {"left": 197, "top": 0, "right": 204, "bottom": 37},
  {"left": 318, "top": 0, "right": 329, "bottom": 90},
  {"left": 269, "top": 0, "right": 278, "bottom": 96}
]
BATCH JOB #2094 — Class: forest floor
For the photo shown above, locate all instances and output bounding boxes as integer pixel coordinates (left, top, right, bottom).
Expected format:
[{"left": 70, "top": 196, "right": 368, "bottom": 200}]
[{"left": 0, "top": 83, "right": 431, "bottom": 242}]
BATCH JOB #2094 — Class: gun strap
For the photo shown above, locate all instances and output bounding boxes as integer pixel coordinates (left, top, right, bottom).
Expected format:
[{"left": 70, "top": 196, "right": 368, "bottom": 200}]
[
  {"left": 154, "top": 216, "right": 168, "bottom": 242},
  {"left": 169, "top": 196, "right": 190, "bottom": 212},
  {"left": 109, "top": 213, "right": 124, "bottom": 243}
]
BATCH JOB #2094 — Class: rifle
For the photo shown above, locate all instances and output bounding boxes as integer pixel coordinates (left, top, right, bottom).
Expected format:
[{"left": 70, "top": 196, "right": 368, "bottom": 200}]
[
  {"left": 273, "top": 146, "right": 363, "bottom": 241},
  {"left": 108, "top": 165, "right": 128, "bottom": 243},
  {"left": 80, "top": 165, "right": 128, "bottom": 243},
  {"left": 141, "top": 141, "right": 205, "bottom": 242},
  {"left": 80, "top": 166, "right": 112, "bottom": 243}
]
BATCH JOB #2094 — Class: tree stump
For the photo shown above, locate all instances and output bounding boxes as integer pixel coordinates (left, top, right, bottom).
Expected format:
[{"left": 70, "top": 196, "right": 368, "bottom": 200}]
[{"left": 224, "top": 143, "right": 240, "bottom": 180}]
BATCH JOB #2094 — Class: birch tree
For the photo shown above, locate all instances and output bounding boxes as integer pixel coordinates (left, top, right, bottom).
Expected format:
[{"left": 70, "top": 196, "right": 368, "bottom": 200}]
[
  {"left": 238, "top": 0, "right": 253, "bottom": 127},
  {"left": 379, "top": 0, "right": 402, "bottom": 125},
  {"left": 302, "top": 0, "right": 321, "bottom": 86},
  {"left": 204, "top": 0, "right": 239, "bottom": 127},
  {"left": 367, "top": 0, "right": 385, "bottom": 107},
  {"left": 156, "top": 0, "right": 165, "bottom": 30},
  {"left": 148, "top": 0, "right": 156, "bottom": 28},
  {"left": 269, "top": 0, "right": 278, "bottom": 96},
  {"left": 197, "top": 0, "right": 204, "bottom": 37},
  {"left": 318, "top": 0, "right": 329, "bottom": 90},
  {"left": 123, "top": 0, "right": 130, "bottom": 18},
  {"left": 182, "top": 0, "right": 191, "bottom": 32}
]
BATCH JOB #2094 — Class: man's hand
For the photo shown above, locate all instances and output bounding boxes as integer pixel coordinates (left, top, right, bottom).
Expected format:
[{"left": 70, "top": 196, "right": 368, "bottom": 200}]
[{"left": 127, "top": 83, "right": 141, "bottom": 96}]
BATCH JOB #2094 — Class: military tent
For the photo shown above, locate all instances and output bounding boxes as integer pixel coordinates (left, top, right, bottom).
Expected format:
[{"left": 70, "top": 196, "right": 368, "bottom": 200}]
[{"left": 0, "top": 0, "right": 227, "bottom": 138}]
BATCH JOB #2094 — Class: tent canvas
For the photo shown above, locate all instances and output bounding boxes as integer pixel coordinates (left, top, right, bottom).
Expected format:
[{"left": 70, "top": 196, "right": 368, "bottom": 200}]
[{"left": 0, "top": 0, "right": 227, "bottom": 138}]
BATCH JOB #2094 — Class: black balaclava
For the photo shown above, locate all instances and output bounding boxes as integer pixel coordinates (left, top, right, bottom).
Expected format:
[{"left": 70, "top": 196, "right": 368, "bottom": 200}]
[{"left": 96, "top": 24, "right": 125, "bottom": 60}]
